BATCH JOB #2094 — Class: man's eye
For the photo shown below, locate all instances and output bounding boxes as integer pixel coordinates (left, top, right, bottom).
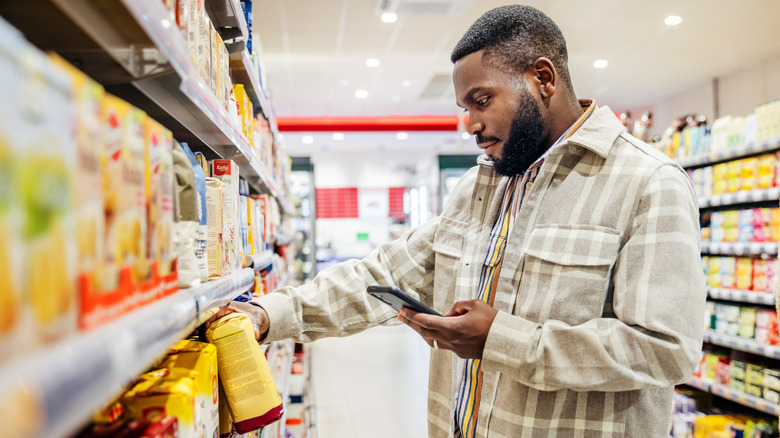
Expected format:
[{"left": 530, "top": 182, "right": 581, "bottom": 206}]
[{"left": 476, "top": 97, "right": 488, "bottom": 106}]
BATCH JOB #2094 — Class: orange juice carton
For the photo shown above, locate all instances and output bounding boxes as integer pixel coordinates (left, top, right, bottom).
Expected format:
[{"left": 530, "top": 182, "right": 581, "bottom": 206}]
[
  {"left": 740, "top": 157, "right": 759, "bottom": 191},
  {"left": 758, "top": 153, "right": 778, "bottom": 189},
  {"left": 735, "top": 258, "right": 753, "bottom": 290},
  {"left": 205, "top": 177, "right": 225, "bottom": 278},
  {"left": 205, "top": 313, "right": 284, "bottom": 433},
  {"left": 211, "top": 160, "right": 240, "bottom": 272},
  {"left": 162, "top": 340, "right": 219, "bottom": 438},
  {"left": 19, "top": 48, "right": 78, "bottom": 343},
  {"left": 726, "top": 160, "right": 742, "bottom": 193},
  {"left": 0, "top": 25, "right": 27, "bottom": 357},
  {"left": 122, "top": 368, "right": 200, "bottom": 438}
]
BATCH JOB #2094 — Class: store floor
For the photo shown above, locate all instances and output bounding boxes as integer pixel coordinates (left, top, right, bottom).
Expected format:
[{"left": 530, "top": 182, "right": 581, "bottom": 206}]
[{"left": 310, "top": 324, "right": 431, "bottom": 437}]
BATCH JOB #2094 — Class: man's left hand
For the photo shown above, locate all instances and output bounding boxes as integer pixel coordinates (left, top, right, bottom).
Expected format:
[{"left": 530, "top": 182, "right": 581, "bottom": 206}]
[{"left": 398, "top": 299, "right": 498, "bottom": 359}]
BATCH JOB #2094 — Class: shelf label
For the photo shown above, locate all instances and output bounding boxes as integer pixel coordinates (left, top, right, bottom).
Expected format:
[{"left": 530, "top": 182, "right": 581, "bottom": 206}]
[{"left": 736, "top": 191, "right": 749, "bottom": 203}]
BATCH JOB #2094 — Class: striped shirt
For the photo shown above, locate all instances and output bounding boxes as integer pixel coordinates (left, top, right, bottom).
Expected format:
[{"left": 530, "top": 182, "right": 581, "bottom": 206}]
[{"left": 257, "top": 105, "right": 705, "bottom": 437}]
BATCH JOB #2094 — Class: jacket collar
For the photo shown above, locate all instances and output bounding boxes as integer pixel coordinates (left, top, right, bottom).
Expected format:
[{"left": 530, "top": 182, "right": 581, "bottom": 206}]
[{"left": 562, "top": 105, "right": 624, "bottom": 159}]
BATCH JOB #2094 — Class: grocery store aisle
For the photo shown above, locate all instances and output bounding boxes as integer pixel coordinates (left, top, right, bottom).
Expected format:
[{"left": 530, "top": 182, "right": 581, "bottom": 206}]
[{"left": 310, "top": 324, "right": 431, "bottom": 438}]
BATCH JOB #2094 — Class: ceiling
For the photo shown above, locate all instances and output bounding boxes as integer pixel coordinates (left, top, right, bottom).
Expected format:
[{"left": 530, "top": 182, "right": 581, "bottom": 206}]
[{"left": 253, "top": 0, "right": 780, "bottom": 154}]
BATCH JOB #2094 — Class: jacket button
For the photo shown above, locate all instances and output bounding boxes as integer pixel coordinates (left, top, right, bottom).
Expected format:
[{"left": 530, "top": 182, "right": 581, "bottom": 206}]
[{"left": 526, "top": 181, "right": 533, "bottom": 189}]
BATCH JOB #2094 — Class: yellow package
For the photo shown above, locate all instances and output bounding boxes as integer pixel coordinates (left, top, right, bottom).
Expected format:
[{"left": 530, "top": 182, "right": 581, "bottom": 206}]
[
  {"left": 712, "top": 163, "right": 728, "bottom": 195},
  {"left": 205, "top": 313, "right": 284, "bottom": 433},
  {"left": 726, "top": 160, "right": 742, "bottom": 193},
  {"left": 757, "top": 153, "right": 777, "bottom": 189},
  {"left": 735, "top": 257, "right": 753, "bottom": 290},
  {"left": 20, "top": 48, "right": 78, "bottom": 343},
  {"left": 122, "top": 368, "right": 199, "bottom": 438},
  {"left": 162, "top": 340, "right": 219, "bottom": 438},
  {"left": 102, "top": 95, "right": 148, "bottom": 289},
  {"left": 740, "top": 157, "right": 759, "bottom": 192},
  {"left": 144, "top": 118, "right": 176, "bottom": 279}
]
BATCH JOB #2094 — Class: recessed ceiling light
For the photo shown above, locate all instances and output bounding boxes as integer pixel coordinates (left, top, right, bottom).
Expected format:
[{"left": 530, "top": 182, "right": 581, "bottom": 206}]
[
  {"left": 401, "top": 80, "right": 412, "bottom": 87},
  {"left": 301, "top": 135, "right": 314, "bottom": 144},
  {"left": 366, "top": 58, "right": 380, "bottom": 68},
  {"left": 461, "top": 132, "right": 471, "bottom": 140},
  {"left": 332, "top": 133, "right": 345, "bottom": 141},
  {"left": 381, "top": 12, "right": 397, "bottom": 23},
  {"left": 339, "top": 79, "right": 350, "bottom": 87},
  {"left": 664, "top": 15, "right": 683, "bottom": 26},
  {"left": 355, "top": 89, "right": 368, "bottom": 98},
  {"left": 593, "top": 59, "right": 609, "bottom": 69},
  {"left": 396, "top": 132, "right": 409, "bottom": 140}
]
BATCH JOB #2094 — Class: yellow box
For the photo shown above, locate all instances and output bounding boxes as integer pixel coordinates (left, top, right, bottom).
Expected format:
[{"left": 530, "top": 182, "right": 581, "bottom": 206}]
[
  {"left": 162, "top": 340, "right": 219, "bottom": 438},
  {"left": 122, "top": 368, "right": 199, "bottom": 438}
]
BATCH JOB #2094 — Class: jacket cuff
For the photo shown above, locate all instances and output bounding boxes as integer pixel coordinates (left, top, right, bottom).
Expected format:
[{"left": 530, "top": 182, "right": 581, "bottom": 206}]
[
  {"left": 252, "top": 287, "right": 301, "bottom": 343},
  {"left": 481, "top": 311, "right": 538, "bottom": 375}
]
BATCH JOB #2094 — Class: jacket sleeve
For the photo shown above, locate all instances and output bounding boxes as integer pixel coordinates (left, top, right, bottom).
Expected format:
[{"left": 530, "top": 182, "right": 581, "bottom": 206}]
[
  {"left": 255, "top": 216, "right": 440, "bottom": 343},
  {"left": 481, "top": 163, "right": 706, "bottom": 392}
]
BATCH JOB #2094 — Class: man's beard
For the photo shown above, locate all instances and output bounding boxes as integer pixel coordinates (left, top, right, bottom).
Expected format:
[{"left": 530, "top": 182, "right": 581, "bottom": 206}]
[{"left": 483, "top": 87, "right": 547, "bottom": 177}]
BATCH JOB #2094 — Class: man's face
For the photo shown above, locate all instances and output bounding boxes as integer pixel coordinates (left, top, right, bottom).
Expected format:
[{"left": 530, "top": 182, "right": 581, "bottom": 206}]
[{"left": 453, "top": 51, "right": 547, "bottom": 176}]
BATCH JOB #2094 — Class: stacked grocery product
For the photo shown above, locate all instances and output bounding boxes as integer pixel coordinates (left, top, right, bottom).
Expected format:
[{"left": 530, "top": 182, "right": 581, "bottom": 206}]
[
  {"left": 656, "top": 100, "right": 780, "bottom": 161},
  {"left": 702, "top": 256, "right": 778, "bottom": 294},
  {"left": 704, "top": 302, "right": 779, "bottom": 346},
  {"left": 688, "top": 153, "right": 779, "bottom": 199},
  {"left": 701, "top": 208, "right": 780, "bottom": 244},
  {"left": 671, "top": 389, "right": 778, "bottom": 437},
  {"left": 694, "top": 347, "right": 780, "bottom": 405}
]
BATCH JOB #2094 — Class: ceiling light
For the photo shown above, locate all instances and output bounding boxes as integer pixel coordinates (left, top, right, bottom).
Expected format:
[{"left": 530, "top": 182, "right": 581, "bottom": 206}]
[
  {"left": 461, "top": 132, "right": 471, "bottom": 140},
  {"left": 396, "top": 132, "right": 409, "bottom": 140},
  {"left": 366, "top": 58, "right": 380, "bottom": 68},
  {"left": 401, "top": 80, "right": 412, "bottom": 87},
  {"left": 332, "top": 133, "right": 345, "bottom": 141},
  {"left": 664, "top": 15, "right": 683, "bottom": 26},
  {"left": 593, "top": 59, "right": 609, "bottom": 69},
  {"left": 381, "top": 12, "right": 397, "bottom": 23},
  {"left": 355, "top": 89, "right": 368, "bottom": 98},
  {"left": 301, "top": 135, "right": 314, "bottom": 144}
]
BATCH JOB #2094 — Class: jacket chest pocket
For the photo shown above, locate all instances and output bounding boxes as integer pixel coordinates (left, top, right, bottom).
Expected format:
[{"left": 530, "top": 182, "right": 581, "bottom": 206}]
[
  {"left": 518, "top": 225, "right": 620, "bottom": 325},
  {"left": 431, "top": 216, "right": 467, "bottom": 313}
]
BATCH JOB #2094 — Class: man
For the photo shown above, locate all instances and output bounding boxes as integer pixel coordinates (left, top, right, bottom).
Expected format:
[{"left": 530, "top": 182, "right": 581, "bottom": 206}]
[{"left": 213, "top": 5, "right": 705, "bottom": 437}]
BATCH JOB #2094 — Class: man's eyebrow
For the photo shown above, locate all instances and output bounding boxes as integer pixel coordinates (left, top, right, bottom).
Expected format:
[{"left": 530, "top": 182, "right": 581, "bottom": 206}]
[{"left": 462, "top": 87, "right": 485, "bottom": 106}]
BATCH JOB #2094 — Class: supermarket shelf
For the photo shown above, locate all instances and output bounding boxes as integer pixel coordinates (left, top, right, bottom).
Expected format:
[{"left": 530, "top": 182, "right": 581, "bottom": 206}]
[
  {"left": 703, "top": 331, "right": 780, "bottom": 359},
  {"left": 0, "top": 291, "right": 196, "bottom": 438},
  {"left": 189, "top": 268, "right": 255, "bottom": 325},
  {"left": 707, "top": 288, "right": 776, "bottom": 306},
  {"left": 0, "top": 268, "right": 258, "bottom": 438},
  {"left": 685, "top": 376, "right": 780, "bottom": 416},
  {"left": 700, "top": 241, "right": 779, "bottom": 256},
  {"left": 699, "top": 187, "right": 780, "bottom": 208},
  {"left": 205, "top": 0, "right": 249, "bottom": 52},
  {"left": 262, "top": 340, "right": 295, "bottom": 438},
  {"left": 251, "top": 250, "right": 275, "bottom": 273},
  {"left": 676, "top": 136, "right": 780, "bottom": 169}
]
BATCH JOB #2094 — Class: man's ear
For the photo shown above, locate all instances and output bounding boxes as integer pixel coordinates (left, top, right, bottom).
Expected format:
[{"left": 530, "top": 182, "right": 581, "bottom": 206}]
[{"left": 532, "top": 57, "right": 556, "bottom": 99}]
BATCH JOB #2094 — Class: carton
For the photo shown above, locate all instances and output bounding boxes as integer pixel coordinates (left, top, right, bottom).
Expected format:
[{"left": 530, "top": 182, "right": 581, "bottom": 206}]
[
  {"left": 198, "top": 8, "right": 212, "bottom": 89},
  {"left": 122, "top": 368, "right": 199, "bottom": 438},
  {"left": 162, "top": 340, "right": 219, "bottom": 438},
  {"left": 180, "top": 143, "right": 209, "bottom": 282},
  {"left": 212, "top": 160, "right": 240, "bottom": 272},
  {"left": 210, "top": 25, "right": 218, "bottom": 98},
  {"left": 144, "top": 119, "right": 176, "bottom": 284},
  {"left": 205, "top": 177, "right": 225, "bottom": 278},
  {"left": 186, "top": 0, "right": 200, "bottom": 69},
  {"left": 205, "top": 313, "right": 284, "bottom": 433},
  {"left": 19, "top": 48, "right": 78, "bottom": 343}
]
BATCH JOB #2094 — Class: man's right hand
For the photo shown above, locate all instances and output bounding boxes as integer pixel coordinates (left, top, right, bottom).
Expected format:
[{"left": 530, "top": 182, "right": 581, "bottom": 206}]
[{"left": 206, "top": 301, "right": 270, "bottom": 341}]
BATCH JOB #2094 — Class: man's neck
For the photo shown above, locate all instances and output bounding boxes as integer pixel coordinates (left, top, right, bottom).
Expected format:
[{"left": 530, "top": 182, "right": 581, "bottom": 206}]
[{"left": 545, "top": 97, "right": 586, "bottom": 149}]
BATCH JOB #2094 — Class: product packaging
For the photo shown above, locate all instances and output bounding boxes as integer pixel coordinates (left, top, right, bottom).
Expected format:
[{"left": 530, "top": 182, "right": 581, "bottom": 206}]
[
  {"left": 186, "top": 0, "right": 200, "bottom": 69},
  {"left": 205, "top": 177, "right": 225, "bottom": 278},
  {"left": 172, "top": 141, "right": 200, "bottom": 289},
  {"left": 122, "top": 368, "right": 200, "bottom": 438},
  {"left": 210, "top": 25, "right": 218, "bottom": 98},
  {"left": 198, "top": 7, "right": 211, "bottom": 89},
  {"left": 212, "top": 160, "right": 240, "bottom": 271},
  {"left": 180, "top": 143, "right": 209, "bottom": 282},
  {"left": 162, "top": 340, "right": 219, "bottom": 438},
  {"left": 19, "top": 48, "right": 78, "bottom": 343},
  {"left": 205, "top": 313, "right": 284, "bottom": 433}
]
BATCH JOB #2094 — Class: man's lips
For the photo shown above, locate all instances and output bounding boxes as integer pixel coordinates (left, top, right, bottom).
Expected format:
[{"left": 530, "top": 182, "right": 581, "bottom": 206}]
[{"left": 478, "top": 140, "right": 499, "bottom": 150}]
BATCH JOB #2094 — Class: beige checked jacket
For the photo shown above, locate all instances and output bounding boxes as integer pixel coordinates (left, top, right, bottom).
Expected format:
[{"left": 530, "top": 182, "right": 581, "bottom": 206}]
[{"left": 257, "top": 106, "right": 706, "bottom": 437}]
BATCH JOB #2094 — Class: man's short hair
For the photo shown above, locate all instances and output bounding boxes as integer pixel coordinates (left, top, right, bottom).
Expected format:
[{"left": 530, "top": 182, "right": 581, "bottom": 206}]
[{"left": 451, "top": 5, "right": 572, "bottom": 90}]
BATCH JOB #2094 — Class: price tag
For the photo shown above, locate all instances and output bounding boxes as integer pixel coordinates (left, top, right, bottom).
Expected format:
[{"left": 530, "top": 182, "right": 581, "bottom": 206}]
[
  {"left": 736, "top": 191, "right": 749, "bottom": 203},
  {"left": 737, "top": 393, "right": 747, "bottom": 404},
  {"left": 756, "top": 399, "right": 766, "bottom": 411}
]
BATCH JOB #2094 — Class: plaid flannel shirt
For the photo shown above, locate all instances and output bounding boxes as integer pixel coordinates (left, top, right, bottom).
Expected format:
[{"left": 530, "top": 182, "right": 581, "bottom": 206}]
[{"left": 257, "top": 106, "right": 706, "bottom": 437}]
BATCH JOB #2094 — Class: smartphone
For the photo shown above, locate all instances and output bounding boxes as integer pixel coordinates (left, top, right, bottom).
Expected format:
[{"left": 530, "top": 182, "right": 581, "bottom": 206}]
[{"left": 367, "top": 285, "right": 442, "bottom": 317}]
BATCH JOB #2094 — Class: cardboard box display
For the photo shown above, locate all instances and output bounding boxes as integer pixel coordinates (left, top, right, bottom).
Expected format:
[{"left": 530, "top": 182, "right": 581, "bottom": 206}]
[
  {"left": 211, "top": 160, "right": 240, "bottom": 271},
  {"left": 205, "top": 177, "right": 224, "bottom": 278}
]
